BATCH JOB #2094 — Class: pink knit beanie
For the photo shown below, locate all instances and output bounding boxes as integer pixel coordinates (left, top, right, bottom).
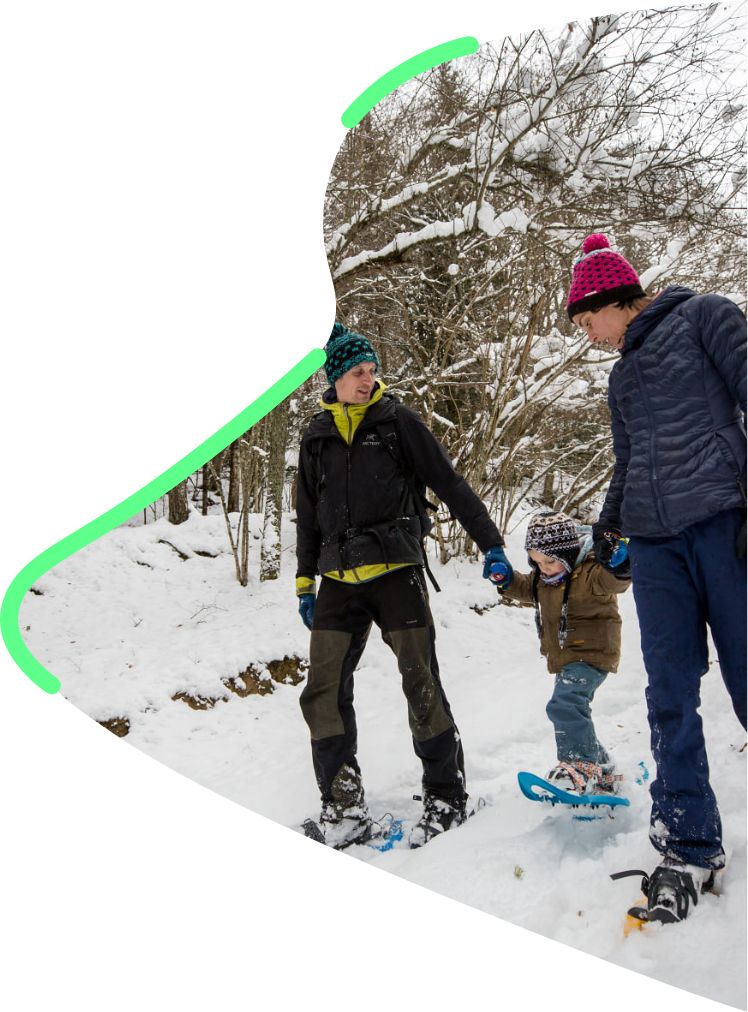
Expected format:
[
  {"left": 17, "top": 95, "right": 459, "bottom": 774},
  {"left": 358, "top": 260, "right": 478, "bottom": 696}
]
[{"left": 566, "top": 234, "right": 645, "bottom": 320}]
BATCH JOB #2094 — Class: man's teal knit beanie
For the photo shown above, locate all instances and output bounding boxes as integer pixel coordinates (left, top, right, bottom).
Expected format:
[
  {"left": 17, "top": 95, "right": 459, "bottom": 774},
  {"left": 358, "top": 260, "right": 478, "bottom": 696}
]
[{"left": 324, "top": 322, "right": 380, "bottom": 385}]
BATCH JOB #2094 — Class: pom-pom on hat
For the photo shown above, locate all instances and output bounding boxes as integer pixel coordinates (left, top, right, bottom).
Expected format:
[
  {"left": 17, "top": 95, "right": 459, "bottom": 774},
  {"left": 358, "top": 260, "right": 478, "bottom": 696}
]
[
  {"left": 324, "top": 322, "right": 381, "bottom": 385},
  {"left": 566, "top": 234, "right": 645, "bottom": 321},
  {"left": 525, "top": 510, "right": 581, "bottom": 574}
]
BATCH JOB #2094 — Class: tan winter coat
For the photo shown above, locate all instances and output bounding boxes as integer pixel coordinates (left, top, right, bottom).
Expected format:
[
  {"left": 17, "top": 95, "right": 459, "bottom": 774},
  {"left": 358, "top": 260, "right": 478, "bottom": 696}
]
[{"left": 502, "top": 555, "right": 630, "bottom": 674}]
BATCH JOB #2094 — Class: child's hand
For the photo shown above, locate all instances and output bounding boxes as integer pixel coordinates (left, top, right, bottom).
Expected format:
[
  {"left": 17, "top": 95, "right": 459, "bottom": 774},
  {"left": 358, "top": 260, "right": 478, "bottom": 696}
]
[
  {"left": 609, "top": 539, "right": 628, "bottom": 567},
  {"left": 489, "top": 562, "right": 513, "bottom": 588},
  {"left": 483, "top": 546, "right": 513, "bottom": 587}
]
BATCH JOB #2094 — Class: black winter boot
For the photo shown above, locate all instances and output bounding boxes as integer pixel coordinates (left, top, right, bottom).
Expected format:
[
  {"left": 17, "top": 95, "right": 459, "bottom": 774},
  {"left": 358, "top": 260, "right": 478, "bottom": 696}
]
[
  {"left": 409, "top": 791, "right": 467, "bottom": 849},
  {"left": 613, "top": 860, "right": 719, "bottom": 925},
  {"left": 643, "top": 861, "right": 717, "bottom": 923},
  {"left": 316, "top": 764, "right": 373, "bottom": 849}
]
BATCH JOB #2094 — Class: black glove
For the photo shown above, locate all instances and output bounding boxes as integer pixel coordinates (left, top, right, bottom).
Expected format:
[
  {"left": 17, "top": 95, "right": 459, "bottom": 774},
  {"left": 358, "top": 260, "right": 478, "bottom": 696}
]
[
  {"left": 594, "top": 528, "right": 631, "bottom": 578},
  {"left": 593, "top": 528, "right": 620, "bottom": 567}
]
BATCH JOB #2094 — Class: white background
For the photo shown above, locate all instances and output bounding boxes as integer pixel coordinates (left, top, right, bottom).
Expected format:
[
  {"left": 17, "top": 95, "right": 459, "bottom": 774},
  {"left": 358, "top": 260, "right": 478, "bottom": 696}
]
[{"left": 0, "top": 2, "right": 725, "bottom": 1009}]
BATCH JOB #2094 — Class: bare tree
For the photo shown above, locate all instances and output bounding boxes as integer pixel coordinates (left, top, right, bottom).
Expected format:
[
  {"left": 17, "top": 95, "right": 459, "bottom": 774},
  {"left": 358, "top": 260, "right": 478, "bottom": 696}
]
[
  {"left": 167, "top": 479, "right": 189, "bottom": 525},
  {"left": 260, "top": 400, "right": 290, "bottom": 581},
  {"left": 324, "top": 5, "right": 746, "bottom": 545}
]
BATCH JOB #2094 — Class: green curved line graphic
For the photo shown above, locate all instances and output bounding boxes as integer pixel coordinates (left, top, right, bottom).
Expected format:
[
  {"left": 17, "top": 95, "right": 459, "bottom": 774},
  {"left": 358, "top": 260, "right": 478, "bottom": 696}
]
[
  {"left": 341, "top": 36, "right": 479, "bottom": 129},
  {"left": 0, "top": 349, "right": 326, "bottom": 694}
]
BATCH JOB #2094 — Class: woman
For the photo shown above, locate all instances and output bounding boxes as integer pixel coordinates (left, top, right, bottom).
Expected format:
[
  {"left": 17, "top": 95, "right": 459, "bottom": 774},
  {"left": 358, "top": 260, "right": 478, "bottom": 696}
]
[{"left": 567, "top": 233, "right": 746, "bottom": 923}]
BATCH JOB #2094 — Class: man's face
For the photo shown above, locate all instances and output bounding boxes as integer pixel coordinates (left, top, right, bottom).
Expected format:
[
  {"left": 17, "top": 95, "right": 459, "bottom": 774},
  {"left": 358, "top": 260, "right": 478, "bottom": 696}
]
[
  {"left": 334, "top": 361, "right": 377, "bottom": 404},
  {"left": 573, "top": 303, "right": 637, "bottom": 351}
]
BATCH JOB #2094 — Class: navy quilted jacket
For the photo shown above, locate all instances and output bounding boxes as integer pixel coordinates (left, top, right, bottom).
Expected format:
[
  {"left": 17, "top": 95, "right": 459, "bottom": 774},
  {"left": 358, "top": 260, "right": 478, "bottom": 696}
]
[{"left": 597, "top": 285, "right": 746, "bottom": 538}]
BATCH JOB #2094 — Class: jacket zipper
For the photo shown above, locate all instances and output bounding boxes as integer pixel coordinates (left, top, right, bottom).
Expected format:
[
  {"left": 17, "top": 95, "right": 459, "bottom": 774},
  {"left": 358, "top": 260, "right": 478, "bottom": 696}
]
[
  {"left": 344, "top": 405, "right": 365, "bottom": 581},
  {"left": 343, "top": 405, "right": 353, "bottom": 530},
  {"left": 632, "top": 354, "right": 670, "bottom": 532}
]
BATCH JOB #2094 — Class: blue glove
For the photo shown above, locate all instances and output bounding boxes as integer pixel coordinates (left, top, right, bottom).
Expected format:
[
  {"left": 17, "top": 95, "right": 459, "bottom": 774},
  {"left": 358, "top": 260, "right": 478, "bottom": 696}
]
[
  {"left": 609, "top": 539, "right": 631, "bottom": 579},
  {"left": 298, "top": 594, "right": 316, "bottom": 630},
  {"left": 609, "top": 539, "right": 629, "bottom": 567},
  {"left": 483, "top": 545, "right": 513, "bottom": 587}
]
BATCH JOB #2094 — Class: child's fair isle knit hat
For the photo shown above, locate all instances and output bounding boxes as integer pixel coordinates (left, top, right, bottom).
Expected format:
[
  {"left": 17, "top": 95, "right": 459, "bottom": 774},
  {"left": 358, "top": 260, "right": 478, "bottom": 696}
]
[
  {"left": 566, "top": 234, "right": 646, "bottom": 321},
  {"left": 324, "top": 322, "right": 381, "bottom": 385},
  {"left": 525, "top": 510, "right": 581, "bottom": 574}
]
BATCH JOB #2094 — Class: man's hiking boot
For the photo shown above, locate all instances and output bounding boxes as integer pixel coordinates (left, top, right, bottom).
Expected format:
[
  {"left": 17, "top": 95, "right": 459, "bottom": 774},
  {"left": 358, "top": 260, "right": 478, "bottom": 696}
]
[
  {"left": 316, "top": 764, "right": 373, "bottom": 849},
  {"left": 409, "top": 791, "right": 467, "bottom": 849}
]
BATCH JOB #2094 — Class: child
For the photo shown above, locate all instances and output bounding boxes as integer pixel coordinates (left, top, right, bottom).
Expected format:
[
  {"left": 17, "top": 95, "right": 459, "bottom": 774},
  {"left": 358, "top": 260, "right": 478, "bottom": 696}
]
[{"left": 498, "top": 510, "right": 631, "bottom": 794}]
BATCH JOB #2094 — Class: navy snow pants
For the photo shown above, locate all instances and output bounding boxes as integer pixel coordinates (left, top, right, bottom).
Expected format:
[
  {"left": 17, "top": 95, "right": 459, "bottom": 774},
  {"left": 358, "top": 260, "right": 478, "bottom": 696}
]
[{"left": 629, "top": 507, "right": 747, "bottom": 870}]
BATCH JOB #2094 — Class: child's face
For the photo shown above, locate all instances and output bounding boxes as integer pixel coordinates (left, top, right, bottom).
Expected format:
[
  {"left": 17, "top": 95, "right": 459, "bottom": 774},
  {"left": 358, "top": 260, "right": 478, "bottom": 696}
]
[{"left": 528, "top": 549, "right": 567, "bottom": 577}]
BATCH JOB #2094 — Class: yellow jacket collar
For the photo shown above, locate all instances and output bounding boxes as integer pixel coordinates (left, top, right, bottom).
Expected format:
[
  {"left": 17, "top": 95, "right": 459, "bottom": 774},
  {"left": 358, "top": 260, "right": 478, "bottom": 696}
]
[
  {"left": 320, "top": 378, "right": 386, "bottom": 412},
  {"left": 321, "top": 380, "right": 386, "bottom": 443}
]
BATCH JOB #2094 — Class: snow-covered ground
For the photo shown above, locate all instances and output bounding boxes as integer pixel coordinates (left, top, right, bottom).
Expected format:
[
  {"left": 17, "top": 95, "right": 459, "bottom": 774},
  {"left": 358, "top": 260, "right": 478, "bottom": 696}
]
[{"left": 20, "top": 511, "right": 747, "bottom": 1008}]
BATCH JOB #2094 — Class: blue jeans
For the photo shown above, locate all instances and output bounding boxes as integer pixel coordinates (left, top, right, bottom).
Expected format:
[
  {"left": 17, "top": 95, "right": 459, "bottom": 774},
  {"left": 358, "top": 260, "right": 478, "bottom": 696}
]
[
  {"left": 630, "top": 507, "right": 747, "bottom": 871},
  {"left": 546, "top": 661, "right": 611, "bottom": 765}
]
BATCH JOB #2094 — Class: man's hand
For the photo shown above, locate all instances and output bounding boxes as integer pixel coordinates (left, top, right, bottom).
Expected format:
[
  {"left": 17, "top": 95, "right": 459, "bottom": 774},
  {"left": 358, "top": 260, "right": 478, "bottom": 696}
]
[
  {"left": 298, "top": 594, "right": 316, "bottom": 630},
  {"left": 483, "top": 545, "right": 513, "bottom": 588}
]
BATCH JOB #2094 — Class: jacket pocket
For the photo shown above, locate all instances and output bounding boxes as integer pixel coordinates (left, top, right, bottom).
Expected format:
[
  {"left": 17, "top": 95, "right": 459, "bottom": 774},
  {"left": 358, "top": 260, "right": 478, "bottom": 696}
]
[{"left": 714, "top": 425, "right": 745, "bottom": 482}]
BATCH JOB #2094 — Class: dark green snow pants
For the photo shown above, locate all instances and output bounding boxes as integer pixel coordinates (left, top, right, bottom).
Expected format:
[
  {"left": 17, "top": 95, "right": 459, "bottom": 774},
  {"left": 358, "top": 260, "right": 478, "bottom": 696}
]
[{"left": 299, "top": 566, "right": 466, "bottom": 804}]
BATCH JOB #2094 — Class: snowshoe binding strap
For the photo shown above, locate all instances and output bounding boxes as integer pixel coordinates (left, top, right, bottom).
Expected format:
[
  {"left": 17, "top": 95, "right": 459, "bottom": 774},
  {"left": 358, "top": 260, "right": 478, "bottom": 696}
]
[
  {"left": 610, "top": 868, "right": 651, "bottom": 893},
  {"left": 645, "top": 866, "right": 700, "bottom": 923},
  {"left": 611, "top": 866, "right": 701, "bottom": 924},
  {"left": 548, "top": 760, "right": 601, "bottom": 793}
]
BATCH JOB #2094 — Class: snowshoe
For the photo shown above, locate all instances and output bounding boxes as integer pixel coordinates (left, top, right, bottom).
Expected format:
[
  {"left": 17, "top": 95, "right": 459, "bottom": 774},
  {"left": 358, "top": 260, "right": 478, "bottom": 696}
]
[
  {"left": 408, "top": 791, "right": 468, "bottom": 849},
  {"left": 611, "top": 861, "right": 719, "bottom": 927},
  {"left": 302, "top": 807, "right": 376, "bottom": 850}
]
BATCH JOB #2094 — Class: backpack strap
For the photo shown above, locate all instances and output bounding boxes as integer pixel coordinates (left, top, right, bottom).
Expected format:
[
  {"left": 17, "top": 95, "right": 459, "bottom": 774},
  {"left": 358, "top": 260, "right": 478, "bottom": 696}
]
[
  {"left": 374, "top": 412, "right": 438, "bottom": 514},
  {"left": 374, "top": 409, "right": 442, "bottom": 592}
]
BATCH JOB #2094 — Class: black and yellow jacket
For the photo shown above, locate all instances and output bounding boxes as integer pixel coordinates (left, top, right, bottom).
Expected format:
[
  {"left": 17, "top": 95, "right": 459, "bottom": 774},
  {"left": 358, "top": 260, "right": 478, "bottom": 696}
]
[{"left": 295, "top": 382, "right": 502, "bottom": 592}]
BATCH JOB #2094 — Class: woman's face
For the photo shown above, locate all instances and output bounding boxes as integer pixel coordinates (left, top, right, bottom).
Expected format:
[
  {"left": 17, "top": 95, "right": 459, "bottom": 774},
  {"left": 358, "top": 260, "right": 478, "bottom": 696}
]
[
  {"left": 334, "top": 362, "right": 377, "bottom": 404},
  {"left": 573, "top": 303, "right": 638, "bottom": 351}
]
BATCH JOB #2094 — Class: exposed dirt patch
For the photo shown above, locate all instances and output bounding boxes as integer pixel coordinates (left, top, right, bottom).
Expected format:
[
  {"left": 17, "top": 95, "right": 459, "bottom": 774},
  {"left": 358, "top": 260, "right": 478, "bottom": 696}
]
[
  {"left": 223, "top": 654, "right": 308, "bottom": 697},
  {"left": 172, "top": 690, "right": 227, "bottom": 710},
  {"left": 267, "top": 654, "right": 308, "bottom": 686},
  {"left": 99, "top": 716, "right": 131, "bottom": 737},
  {"left": 223, "top": 665, "right": 275, "bottom": 697}
]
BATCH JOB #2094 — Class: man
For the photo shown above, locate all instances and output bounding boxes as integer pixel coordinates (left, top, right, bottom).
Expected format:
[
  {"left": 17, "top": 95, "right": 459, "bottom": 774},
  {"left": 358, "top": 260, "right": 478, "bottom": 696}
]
[
  {"left": 567, "top": 233, "right": 747, "bottom": 923},
  {"left": 295, "top": 322, "right": 510, "bottom": 849}
]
